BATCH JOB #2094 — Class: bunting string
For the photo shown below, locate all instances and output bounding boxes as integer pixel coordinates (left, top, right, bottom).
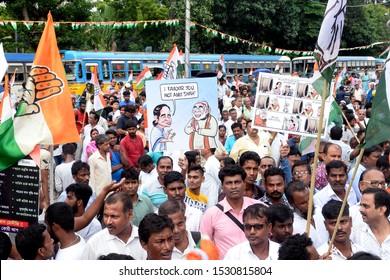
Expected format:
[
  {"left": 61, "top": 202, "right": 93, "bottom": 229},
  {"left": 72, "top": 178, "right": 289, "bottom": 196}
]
[{"left": 0, "top": 19, "right": 388, "bottom": 55}]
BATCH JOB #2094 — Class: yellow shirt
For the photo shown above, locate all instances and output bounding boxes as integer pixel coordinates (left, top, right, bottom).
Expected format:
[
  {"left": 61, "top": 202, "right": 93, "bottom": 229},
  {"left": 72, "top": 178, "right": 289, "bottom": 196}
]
[
  {"left": 229, "top": 134, "right": 273, "bottom": 162},
  {"left": 184, "top": 189, "right": 208, "bottom": 213}
]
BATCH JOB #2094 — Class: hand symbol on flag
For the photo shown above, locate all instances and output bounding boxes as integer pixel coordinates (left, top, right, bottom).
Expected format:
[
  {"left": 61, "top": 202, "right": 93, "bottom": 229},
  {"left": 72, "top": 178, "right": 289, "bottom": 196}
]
[{"left": 16, "top": 66, "right": 64, "bottom": 117}]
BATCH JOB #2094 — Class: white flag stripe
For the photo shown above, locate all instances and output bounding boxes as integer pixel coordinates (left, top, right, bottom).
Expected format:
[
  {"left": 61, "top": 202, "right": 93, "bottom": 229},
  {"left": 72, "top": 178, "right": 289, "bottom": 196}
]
[{"left": 0, "top": 43, "right": 9, "bottom": 82}]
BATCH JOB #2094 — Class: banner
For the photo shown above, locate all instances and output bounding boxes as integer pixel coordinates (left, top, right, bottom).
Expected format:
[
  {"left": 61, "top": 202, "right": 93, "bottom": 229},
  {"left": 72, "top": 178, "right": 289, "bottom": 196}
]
[
  {"left": 253, "top": 73, "right": 331, "bottom": 137},
  {"left": 146, "top": 77, "right": 218, "bottom": 152}
]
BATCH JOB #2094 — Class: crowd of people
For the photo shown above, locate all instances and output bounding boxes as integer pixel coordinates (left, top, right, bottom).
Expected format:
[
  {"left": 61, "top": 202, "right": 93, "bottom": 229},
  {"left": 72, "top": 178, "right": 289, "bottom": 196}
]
[{"left": 1, "top": 69, "right": 390, "bottom": 261}]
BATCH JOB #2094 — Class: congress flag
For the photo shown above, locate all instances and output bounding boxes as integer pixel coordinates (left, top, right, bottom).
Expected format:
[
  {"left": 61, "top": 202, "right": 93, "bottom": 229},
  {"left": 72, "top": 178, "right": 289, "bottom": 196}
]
[
  {"left": 90, "top": 66, "right": 105, "bottom": 114},
  {"left": 163, "top": 44, "right": 182, "bottom": 80},
  {"left": 363, "top": 51, "right": 390, "bottom": 149},
  {"left": 136, "top": 66, "right": 153, "bottom": 88},
  {"left": 0, "top": 43, "right": 8, "bottom": 83},
  {"left": 0, "top": 12, "right": 80, "bottom": 171}
]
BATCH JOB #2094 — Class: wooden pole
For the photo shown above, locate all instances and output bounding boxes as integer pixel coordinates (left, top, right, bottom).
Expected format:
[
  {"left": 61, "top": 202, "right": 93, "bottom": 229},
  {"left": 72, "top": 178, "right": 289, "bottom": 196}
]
[
  {"left": 306, "top": 78, "right": 328, "bottom": 234},
  {"left": 341, "top": 110, "right": 360, "bottom": 144},
  {"left": 326, "top": 148, "right": 364, "bottom": 255}
]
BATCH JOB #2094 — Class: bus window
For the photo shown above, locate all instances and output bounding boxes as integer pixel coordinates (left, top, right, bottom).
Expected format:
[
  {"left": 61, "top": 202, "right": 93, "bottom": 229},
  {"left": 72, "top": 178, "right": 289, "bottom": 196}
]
[
  {"left": 102, "top": 60, "right": 109, "bottom": 79},
  {"left": 7, "top": 64, "right": 24, "bottom": 82},
  {"left": 191, "top": 62, "right": 200, "bottom": 71},
  {"left": 128, "top": 61, "right": 141, "bottom": 72},
  {"left": 111, "top": 61, "right": 126, "bottom": 80},
  {"left": 227, "top": 62, "right": 235, "bottom": 74},
  {"left": 202, "top": 61, "right": 212, "bottom": 71},
  {"left": 85, "top": 63, "right": 99, "bottom": 81},
  {"left": 63, "top": 61, "right": 76, "bottom": 81},
  {"left": 236, "top": 62, "right": 243, "bottom": 74}
]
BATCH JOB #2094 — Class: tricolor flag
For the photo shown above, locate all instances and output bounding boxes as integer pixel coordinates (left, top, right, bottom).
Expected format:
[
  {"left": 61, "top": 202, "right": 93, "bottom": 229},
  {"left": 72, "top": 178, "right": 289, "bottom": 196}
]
[
  {"left": 136, "top": 66, "right": 153, "bottom": 88},
  {"left": 0, "top": 75, "right": 11, "bottom": 126},
  {"left": 0, "top": 12, "right": 80, "bottom": 171},
  {"left": 0, "top": 43, "right": 8, "bottom": 83},
  {"left": 90, "top": 66, "right": 105, "bottom": 114},
  {"left": 362, "top": 50, "right": 390, "bottom": 149},
  {"left": 163, "top": 44, "right": 181, "bottom": 80},
  {"left": 299, "top": 136, "right": 317, "bottom": 156},
  {"left": 217, "top": 54, "right": 225, "bottom": 79}
]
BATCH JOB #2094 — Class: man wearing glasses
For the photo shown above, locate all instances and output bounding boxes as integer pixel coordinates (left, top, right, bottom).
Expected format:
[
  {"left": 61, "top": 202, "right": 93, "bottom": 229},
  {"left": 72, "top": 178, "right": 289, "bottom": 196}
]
[
  {"left": 292, "top": 160, "right": 312, "bottom": 189},
  {"left": 349, "top": 168, "right": 387, "bottom": 227},
  {"left": 224, "top": 204, "right": 280, "bottom": 260}
]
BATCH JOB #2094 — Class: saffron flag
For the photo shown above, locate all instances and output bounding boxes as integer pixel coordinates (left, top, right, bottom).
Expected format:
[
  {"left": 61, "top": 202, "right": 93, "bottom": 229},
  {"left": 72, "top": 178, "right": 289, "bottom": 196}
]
[
  {"left": 363, "top": 50, "right": 390, "bottom": 149},
  {"left": 217, "top": 54, "right": 225, "bottom": 79},
  {"left": 0, "top": 12, "right": 80, "bottom": 171},
  {"left": 163, "top": 44, "right": 181, "bottom": 80},
  {"left": 90, "top": 66, "right": 105, "bottom": 114},
  {"left": 136, "top": 66, "right": 153, "bottom": 88}
]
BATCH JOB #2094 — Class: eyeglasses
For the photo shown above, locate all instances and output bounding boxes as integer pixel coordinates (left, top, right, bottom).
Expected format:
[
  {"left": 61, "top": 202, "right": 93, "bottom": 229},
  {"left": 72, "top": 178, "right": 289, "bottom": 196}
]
[
  {"left": 293, "top": 170, "right": 310, "bottom": 176},
  {"left": 362, "top": 180, "right": 387, "bottom": 188},
  {"left": 244, "top": 224, "right": 265, "bottom": 231}
]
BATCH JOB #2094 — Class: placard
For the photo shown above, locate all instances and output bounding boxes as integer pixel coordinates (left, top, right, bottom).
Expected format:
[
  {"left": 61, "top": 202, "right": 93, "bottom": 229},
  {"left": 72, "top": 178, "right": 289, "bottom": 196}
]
[
  {"left": 0, "top": 156, "right": 39, "bottom": 233},
  {"left": 146, "top": 77, "right": 219, "bottom": 152},
  {"left": 253, "top": 73, "right": 331, "bottom": 137}
]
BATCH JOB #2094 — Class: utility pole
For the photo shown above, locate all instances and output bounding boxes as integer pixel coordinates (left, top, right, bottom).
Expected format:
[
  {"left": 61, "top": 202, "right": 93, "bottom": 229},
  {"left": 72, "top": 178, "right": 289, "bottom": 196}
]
[{"left": 185, "top": 0, "right": 190, "bottom": 78}]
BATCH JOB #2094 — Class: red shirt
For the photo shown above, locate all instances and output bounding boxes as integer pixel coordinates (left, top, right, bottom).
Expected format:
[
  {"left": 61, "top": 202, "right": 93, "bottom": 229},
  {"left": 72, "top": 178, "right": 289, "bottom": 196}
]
[
  {"left": 75, "top": 109, "right": 88, "bottom": 134},
  {"left": 120, "top": 134, "right": 144, "bottom": 167}
]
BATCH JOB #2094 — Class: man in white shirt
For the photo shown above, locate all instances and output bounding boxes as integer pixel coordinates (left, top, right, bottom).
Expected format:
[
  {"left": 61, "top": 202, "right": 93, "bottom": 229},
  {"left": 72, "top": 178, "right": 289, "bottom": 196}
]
[
  {"left": 200, "top": 147, "right": 221, "bottom": 207},
  {"left": 45, "top": 202, "right": 86, "bottom": 260},
  {"left": 158, "top": 200, "right": 199, "bottom": 260},
  {"left": 285, "top": 180, "right": 328, "bottom": 248},
  {"left": 64, "top": 183, "right": 101, "bottom": 242},
  {"left": 224, "top": 204, "right": 279, "bottom": 260},
  {"left": 352, "top": 188, "right": 390, "bottom": 260},
  {"left": 163, "top": 171, "right": 203, "bottom": 231},
  {"left": 314, "top": 160, "right": 358, "bottom": 208},
  {"left": 55, "top": 143, "right": 76, "bottom": 198},
  {"left": 88, "top": 134, "right": 112, "bottom": 196},
  {"left": 83, "top": 192, "right": 146, "bottom": 260},
  {"left": 137, "top": 154, "right": 158, "bottom": 194},
  {"left": 317, "top": 200, "right": 365, "bottom": 260}
]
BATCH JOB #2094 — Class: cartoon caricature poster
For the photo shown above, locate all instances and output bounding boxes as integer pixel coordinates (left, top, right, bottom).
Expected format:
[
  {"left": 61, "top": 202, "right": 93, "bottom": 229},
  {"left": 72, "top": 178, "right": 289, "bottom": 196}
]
[
  {"left": 253, "top": 73, "right": 331, "bottom": 137},
  {"left": 146, "top": 77, "right": 219, "bottom": 152}
]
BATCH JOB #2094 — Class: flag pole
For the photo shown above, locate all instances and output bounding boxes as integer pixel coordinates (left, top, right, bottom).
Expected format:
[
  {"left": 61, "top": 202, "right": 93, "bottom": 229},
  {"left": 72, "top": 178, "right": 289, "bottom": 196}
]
[
  {"left": 341, "top": 111, "right": 360, "bottom": 143},
  {"left": 305, "top": 79, "right": 328, "bottom": 234},
  {"left": 326, "top": 148, "right": 365, "bottom": 255}
]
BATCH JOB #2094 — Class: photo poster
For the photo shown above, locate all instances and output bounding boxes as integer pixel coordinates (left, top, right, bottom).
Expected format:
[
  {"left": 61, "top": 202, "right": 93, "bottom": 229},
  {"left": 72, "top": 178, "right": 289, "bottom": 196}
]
[
  {"left": 0, "top": 156, "right": 40, "bottom": 234},
  {"left": 146, "top": 77, "right": 219, "bottom": 152},
  {"left": 253, "top": 73, "right": 331, "bottom": 137}
]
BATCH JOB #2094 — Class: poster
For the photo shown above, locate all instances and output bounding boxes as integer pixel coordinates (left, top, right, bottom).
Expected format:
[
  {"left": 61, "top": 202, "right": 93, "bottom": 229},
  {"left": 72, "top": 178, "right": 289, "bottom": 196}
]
[
  {"left": 0, "top": 156, "right": 40, "bottom": 233},
  {"left": 146, "top": 77, "right": 219, "bottom": 152},
  {"left": 253, "top": 73, "right": 331, "bottom": 137}
]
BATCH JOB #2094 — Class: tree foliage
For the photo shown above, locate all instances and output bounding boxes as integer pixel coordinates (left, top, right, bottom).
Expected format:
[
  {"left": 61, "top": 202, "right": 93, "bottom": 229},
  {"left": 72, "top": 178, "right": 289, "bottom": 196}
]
[{"left": 0, "top": 0, "right": 388, "bottom": 57}]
